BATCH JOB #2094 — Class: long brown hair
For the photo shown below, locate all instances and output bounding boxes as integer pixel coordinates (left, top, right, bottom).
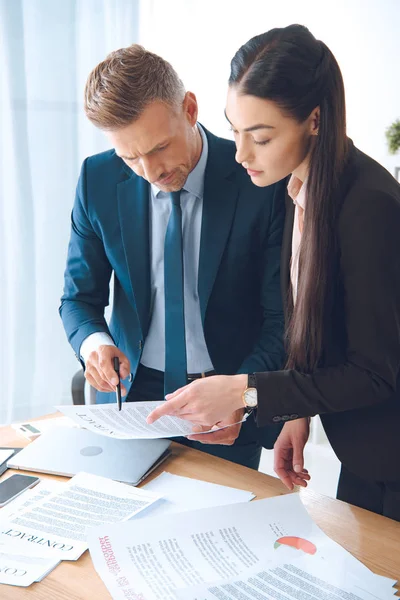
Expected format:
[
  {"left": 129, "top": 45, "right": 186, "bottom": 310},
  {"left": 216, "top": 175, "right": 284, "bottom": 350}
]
[{"left": 229, "top": 24, "right": 349, "bottom": 372}]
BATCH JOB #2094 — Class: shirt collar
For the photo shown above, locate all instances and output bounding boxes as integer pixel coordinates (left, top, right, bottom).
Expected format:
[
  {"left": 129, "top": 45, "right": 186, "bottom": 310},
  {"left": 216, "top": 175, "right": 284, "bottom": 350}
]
[
  {"left": 287, "top": 174, "right": 307, "bottom": 211},
  {"left": 151, "top": 123, "right": 208, "bottom": 199}
]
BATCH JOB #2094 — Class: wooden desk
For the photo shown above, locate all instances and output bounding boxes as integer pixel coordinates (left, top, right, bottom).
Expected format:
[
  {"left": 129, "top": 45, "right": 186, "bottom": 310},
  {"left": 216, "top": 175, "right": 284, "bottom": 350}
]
[{"left": 1, "top": 416, "right": 399, "bottom": 598}]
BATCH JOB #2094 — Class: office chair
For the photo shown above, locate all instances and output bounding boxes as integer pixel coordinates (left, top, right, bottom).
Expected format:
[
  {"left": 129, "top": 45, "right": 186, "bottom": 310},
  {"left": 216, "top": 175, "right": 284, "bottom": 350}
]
[{"left": 71, "top": 369, "right": 96, "bottom": 405}]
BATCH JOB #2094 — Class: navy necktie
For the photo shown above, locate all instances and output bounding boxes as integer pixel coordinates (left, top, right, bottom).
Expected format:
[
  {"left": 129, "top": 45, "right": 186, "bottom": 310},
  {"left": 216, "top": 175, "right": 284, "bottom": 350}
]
[{"left": 164, "top": 190, "right": 187, "bottom": 396}]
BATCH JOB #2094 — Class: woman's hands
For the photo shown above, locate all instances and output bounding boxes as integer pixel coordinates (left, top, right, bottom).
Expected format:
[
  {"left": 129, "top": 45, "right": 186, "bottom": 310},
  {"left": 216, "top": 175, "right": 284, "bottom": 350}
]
[
  {"left": 147, "top": 374, "right": 247, "bottom": 426},
  {"left": 274, "top": 418, "right": 311, "bottom": 490}
]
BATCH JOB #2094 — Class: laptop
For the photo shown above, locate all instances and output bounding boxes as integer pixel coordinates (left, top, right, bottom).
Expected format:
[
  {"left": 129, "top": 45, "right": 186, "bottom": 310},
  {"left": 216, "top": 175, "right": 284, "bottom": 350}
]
[{"left": 7, "top": 427, "right": 171, "bottom": 485}]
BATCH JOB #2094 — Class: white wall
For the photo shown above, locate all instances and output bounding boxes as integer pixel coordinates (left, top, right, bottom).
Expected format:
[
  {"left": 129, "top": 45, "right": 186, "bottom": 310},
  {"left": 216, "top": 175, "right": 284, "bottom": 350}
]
[{"left": 138, "top": 0, "right": 400, "bottom": 175}]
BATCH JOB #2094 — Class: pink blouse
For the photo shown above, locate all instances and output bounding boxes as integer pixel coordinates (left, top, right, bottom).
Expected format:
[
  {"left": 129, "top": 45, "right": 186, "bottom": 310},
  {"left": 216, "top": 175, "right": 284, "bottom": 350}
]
[{"left": 287, "top": 174, "right": 307, "bottom": 302}]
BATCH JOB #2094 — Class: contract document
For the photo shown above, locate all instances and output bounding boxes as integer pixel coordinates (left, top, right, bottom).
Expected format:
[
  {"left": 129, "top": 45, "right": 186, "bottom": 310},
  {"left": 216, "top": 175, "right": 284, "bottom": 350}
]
[
  {"left": 0, "top": 548, "right": 60, "bottom": 587},
  {"left": 58, "top": 402, "right": 248, "bottom": 439},
  {"left": 0, "top": 472, "right": 161, "bottom": 561},
  {"left": 0, "top": 480, "right": 65, "bottom": 521},
  {"left": 87, "top": 493, "right": 397, "bottom": 600}
]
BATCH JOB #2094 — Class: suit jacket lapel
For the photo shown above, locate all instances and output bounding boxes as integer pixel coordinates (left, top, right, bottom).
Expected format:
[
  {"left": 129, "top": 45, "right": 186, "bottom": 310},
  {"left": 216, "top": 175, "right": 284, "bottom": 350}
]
[
  {"left": 198, "top": 131, "right": 238, "bottom": 324},
  {"left": 117, "top": 171, "right": 151, "bottom": 339}
]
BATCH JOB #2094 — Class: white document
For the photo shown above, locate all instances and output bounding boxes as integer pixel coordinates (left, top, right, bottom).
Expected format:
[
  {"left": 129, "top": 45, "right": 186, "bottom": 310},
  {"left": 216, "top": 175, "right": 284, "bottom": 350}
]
[
  {"left": 0, "top": 450, "right": 15, "bottom": 466},
  {"left": 0, "top": 472, "right": 161, "bottom": 561},
  {"left": 57, "top": 402, "right": 247, "bottom": 440},
  {"left": 138, "top": 472, "right": 255, "bottom": 518},
  {"left": 0, "top": 548, "right": 60, "bottom": 587},
  {"left": 12, "top": 416, "right": 77, "bottom": 439},
  {"left": 0, "top": 480, "right": 65, "bottom": 521},
  {"left": 177, "top": 555, "right": 396, "bottom": 600},
  {"left": 87, "top": 493, "right": 397, "bottom": 600}
]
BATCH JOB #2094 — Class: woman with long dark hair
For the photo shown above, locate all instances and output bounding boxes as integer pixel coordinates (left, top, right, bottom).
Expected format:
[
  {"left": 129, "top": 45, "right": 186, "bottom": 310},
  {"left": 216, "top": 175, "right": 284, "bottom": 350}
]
[{"left": 148, "top": 24, "right": 400, "bottom": 520}]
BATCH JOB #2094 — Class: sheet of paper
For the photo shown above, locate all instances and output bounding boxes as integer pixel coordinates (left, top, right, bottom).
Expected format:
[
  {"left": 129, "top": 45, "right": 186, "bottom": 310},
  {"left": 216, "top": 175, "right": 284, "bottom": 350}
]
[
  {"left": 87, "top": 493, "right": 396, "bottom": 600},
  {"left": 0, "top": 450, "right": 15, "bottom": 466},
  {"left": 0, "top": 480, "right": 65, "bottom": 521},
  {"left": 177, "top": 556, "right": 396, "bottom": 600},
  {"left": 12, "top": 416, "right": 77, "bottom": 437},
  {"left": 0, "top": 472, "right": 161, "bottom": 561},
  {"left": 138, "top": 472, "right": 255, "bottom": 518},
  {"left": 57, "top": 402, "right": 247, "bottom": 439},
  {"left": 0, "top": 549, "right": 60, "bottom": 587}
]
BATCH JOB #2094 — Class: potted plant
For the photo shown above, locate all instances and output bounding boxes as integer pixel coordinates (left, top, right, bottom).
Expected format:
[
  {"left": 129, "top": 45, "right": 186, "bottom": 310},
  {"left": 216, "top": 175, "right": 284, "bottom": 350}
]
[{"left": 385, "top": 119, "right": 400, "bottom": 181}]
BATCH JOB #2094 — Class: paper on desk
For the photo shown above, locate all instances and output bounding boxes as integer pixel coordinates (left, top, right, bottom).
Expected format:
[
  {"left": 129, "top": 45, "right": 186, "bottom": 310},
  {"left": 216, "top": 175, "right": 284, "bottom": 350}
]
[
  {"left": 0, "top": 548, "right": 60, "bottom": 587},
  {"left": 0, "top": 480, "right": 65, "bottom": 521},
  {"left": 57, "top": 402, "right": 247, "bottom": 439},
  {"left": 12, "top": 416, "right": 77, "bottom": 438},
  {"left": 0, "top": 449, "right": 15, "bottom": 466},
  {"left": 0, "top": 472, "right": 161, "bottom": 561},
  {"left": 177, "top": 555, "right": 396, "bottom": 600},
  {"left": 87, "top": 493, "right": 396, "bottom": 600},
  {"left": 137, "top": 472, "right": 255, "bottom": 518}
]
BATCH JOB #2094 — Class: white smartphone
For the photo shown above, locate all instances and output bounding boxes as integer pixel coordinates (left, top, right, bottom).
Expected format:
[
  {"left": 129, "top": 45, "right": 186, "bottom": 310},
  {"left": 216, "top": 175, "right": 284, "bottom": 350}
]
[{"left": 0, "top": 474, "right": 40, "bottom": 507}]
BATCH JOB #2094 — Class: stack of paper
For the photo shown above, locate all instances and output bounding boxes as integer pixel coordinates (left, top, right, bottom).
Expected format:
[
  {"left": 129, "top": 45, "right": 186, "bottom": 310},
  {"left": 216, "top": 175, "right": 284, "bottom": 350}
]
[
  {"left": 87, "top": 493, "right": 398, "bottom": 600},
  {"left": 0, "top": 468, "right": 257, "bottom": 589},
  {"left": 0, "top": 472, "right": 161, "bottom": 588},
  {"left": 0, "top": 472, "right": 161, "bottom": 562}
]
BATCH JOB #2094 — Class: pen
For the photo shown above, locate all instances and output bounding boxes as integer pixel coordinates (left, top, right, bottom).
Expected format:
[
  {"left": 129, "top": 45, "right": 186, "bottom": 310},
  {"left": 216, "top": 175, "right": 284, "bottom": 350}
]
[{"left": 113, "top": 356, "right": 122, "bottom": 411}]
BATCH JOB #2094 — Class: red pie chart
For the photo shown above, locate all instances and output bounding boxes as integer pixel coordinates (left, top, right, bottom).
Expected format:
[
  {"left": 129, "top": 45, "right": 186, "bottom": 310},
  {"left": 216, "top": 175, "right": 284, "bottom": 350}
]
[{"left": 274, "top": 536, "right": 317, "bottom": 555}]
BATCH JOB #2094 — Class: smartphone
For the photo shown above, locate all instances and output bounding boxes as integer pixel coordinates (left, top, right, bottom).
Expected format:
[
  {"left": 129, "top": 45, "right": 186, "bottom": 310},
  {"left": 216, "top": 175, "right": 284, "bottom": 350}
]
[{"left": 0, "top": 474, "right": 40, "bottom": 508}]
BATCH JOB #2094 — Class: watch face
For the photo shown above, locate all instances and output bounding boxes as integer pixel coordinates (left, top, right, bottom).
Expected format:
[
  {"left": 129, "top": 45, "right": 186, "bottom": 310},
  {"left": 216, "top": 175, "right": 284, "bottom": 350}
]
[{"left": 244, "top": 388, "right": 258, "bottom": 408}]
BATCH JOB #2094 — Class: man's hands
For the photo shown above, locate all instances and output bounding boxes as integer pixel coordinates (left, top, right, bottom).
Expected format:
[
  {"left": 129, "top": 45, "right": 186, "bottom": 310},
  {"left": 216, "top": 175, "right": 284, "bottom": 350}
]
[
  {"left": 186, "top": 409, "right": 245, "bottom": 445},
  {"left": 274, "top": 418, "right": 311, "bottom": 490},
  {"left": 84, "top": 345, "right": 130, "bottom": 396}
]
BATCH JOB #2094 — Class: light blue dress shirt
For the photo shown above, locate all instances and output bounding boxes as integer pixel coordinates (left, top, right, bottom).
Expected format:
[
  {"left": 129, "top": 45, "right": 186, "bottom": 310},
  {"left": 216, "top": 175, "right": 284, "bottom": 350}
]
[{"left": 140, "top": 124, "right": 214, "bottom": 373}]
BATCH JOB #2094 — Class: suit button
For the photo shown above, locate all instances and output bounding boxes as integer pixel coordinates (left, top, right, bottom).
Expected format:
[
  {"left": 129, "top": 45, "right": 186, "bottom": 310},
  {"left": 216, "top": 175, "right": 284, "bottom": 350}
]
[
  {"left": 272, "top": 416, "right": 282, "bottom": 423},
  {"left": 290, "top": 414, "right": 299, "bottom": 420}
]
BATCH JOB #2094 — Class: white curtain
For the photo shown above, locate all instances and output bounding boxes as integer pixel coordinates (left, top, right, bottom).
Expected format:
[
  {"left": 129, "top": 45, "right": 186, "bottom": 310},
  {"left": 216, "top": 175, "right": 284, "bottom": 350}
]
[{"left": 0, "top": 0, "right": 139, "bottom": 424}]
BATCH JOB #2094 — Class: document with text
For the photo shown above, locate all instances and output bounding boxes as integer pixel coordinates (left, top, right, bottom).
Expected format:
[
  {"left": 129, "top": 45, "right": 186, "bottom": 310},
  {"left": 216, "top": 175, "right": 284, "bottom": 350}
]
[
  {"left": 176, "top": 556, "right": 396, "bottom": 600},
  {"left": 0, "top": 547, "right": 60, "bottom": 587},
  {"left": 0, "top": 472, "right": 161, "bottom": 561},
  {"left": 0, "top": 480, "right": 65, "bottom": 521},
  {"left": 87, "top": 493, "right": 396, "bottom": 600},
  {"left": 58, "top": 402, "right": 247, "bottom": 439}
]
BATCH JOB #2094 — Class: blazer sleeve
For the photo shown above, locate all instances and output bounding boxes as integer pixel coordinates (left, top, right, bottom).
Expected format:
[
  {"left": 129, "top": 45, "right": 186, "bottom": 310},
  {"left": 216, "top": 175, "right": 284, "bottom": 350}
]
[
  {"left": 59, "top": 159, "right": 113, "bottom": 360},
  {"left": 255, "top": 189, "right": 400, "bottom": 426},
  {"left": 237, "top": 179, "right": 286, "bottom": 375}
]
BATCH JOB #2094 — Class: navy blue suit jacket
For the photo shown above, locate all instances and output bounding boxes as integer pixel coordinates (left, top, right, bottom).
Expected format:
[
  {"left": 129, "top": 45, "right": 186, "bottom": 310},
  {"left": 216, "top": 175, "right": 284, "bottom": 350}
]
[{"left": 60, "top": 127, "right": 286, "bottom": 447}]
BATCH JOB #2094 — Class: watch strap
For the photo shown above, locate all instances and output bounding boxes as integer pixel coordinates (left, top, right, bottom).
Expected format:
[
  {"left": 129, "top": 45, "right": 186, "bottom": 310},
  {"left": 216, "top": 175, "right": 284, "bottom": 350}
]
[{"left": 248, "top": 373, "right": 257, "bottom": 389}]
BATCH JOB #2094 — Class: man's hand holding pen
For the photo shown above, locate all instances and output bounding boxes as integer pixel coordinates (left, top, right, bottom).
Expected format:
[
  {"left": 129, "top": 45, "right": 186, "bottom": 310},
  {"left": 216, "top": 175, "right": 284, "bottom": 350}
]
[{"left": 84, "top": 346, "right": 130, "bottom": 398}]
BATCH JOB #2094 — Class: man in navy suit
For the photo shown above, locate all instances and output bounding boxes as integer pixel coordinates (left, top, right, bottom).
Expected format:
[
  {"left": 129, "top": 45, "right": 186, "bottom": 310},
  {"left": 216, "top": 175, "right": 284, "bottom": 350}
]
[{"left": 60, "top": 44, "right": 285, "bottom": 469}]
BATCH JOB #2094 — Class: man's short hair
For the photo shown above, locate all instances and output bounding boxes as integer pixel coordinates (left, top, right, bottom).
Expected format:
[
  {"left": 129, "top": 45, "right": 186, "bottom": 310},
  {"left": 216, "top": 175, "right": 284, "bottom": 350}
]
[{"left": 84, "top": 44, "right": 186, "bottom": 130}]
